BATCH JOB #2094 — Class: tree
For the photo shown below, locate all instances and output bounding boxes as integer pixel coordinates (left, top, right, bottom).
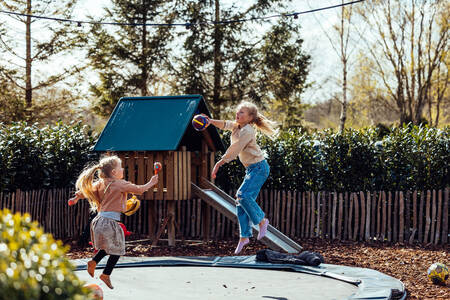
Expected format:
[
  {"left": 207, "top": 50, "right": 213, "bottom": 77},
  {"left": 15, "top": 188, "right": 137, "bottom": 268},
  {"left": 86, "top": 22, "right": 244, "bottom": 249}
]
[
  {"left": 86, "top": 0, "right": 176, "bottom": 117},
  {"left": 355, "top": 0, "right": 449, "bottom": 125},
  {"left": 171, "top": 0, "right": 311, "bottom": 120},
  {"left": 0, "top": 0, "right": 85, "bottom": 121}
]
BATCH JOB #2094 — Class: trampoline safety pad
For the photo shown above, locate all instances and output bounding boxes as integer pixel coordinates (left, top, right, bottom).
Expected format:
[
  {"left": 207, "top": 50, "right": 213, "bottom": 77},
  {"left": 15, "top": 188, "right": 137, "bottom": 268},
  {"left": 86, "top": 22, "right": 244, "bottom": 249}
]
[{"left": 73, "top": 256, "right": 406, "bottom": 300}]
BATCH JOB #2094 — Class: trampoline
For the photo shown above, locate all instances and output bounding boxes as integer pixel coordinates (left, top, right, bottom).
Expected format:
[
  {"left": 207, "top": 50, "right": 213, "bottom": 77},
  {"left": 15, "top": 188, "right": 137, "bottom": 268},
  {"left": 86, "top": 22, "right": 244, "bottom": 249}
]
[{"left": 73, "top": 256, "right": 406, "bottom": 300}]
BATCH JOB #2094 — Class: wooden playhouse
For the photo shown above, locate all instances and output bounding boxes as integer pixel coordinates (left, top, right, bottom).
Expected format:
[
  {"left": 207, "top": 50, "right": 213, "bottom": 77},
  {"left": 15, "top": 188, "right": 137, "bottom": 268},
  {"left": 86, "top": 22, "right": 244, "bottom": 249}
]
[{"left": 94, "top": 95, "right": 225, "bottom": 245}]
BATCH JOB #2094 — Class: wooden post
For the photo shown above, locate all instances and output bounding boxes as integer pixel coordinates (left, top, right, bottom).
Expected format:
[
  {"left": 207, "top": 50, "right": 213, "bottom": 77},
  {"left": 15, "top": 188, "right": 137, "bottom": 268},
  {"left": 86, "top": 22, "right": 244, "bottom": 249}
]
[
  {"left": 338, "top": 193, "right": 343, "bottom": 240},
  {"left": 434, "top": 189, "right": 442, "bottom": 245},
  {"left": 424, "top": 190, "right": 431, "bottom": 244},
  {"left": 167, "top": 200, "right": 176, "bottom": 246},
  {"left": 371, "top": 192, "right": 376, "bottom": 238},
  {"left": 282, "top": 191, "right": 287, "bottom": 234},
  {"left": 412, "top": 191, "right": 417, "bottom": 243},
  {"left": 365, "top": 191, "right": 371, "bottom": 241},
  {"left": 405, "top": 191, "right": 411, "bottom": 243},
  {"left": 305, "top": 191, "right": 311, "bottom": 237},
  {"left": 332, "top": 192, "right": 337, "bottom": 240},
  {"left": 430, "top": 190, "right": 436, "bottom": 244},
  {"left": 353, "top": 192, "right": 359, "bottom": 241},
  {"left": 358, "top": 192, "right": 365, "bottom": 241},
  {"left": 381, "top": 191, "right": 387, "bottom": 241},
  {"left": 347, "top": 193, "right": 353, "bottom": 240},
  {"left": 376, "top": 192, "right": 382, "bottom": 241},
  {"left": 418, "top": 191, "right": 424, "bottom": 242},
  {"left": 316, "top": 191, "right": 321, "bottom": 238},
  {"left": 286, "top": 191, "right": 292, "bottom": 237},
  {"left": 387, "top": 192, "right": 392, "bottom": 242},
  {"left": 343, "top": 192, "right": 348, "bottom": 240},
  {"left": 399, "top": 191, "right": 404, "bottom": 243},
  {"left": 327, "top": 192, "right": 332, "bottom": 239},
  {"left": 442, "top": 188, "right": 448, "bottom": 244},
  {"left": 310, "top": 192, "right": 315, "bottom": 237},
  {"left": 301, "top": 192, "right": 306, "bottom": 238},
  {"left": 393, "top": 191, "right": 399, "bottom": 243}
]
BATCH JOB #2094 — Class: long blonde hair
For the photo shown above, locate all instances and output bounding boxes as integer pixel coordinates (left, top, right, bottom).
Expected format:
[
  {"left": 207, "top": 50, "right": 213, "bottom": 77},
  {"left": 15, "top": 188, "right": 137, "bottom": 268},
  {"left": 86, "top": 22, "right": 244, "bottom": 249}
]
[
  {"left": 237, "top": 101, "right": 278, "bottom": 137},
  {"left": 75, "top": 155, "right": 121, "bottom": 211}
]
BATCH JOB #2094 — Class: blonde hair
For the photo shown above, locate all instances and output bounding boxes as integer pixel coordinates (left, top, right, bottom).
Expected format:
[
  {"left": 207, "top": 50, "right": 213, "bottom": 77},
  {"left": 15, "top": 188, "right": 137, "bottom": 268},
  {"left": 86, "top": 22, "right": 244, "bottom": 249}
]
[
  {"left": 237, "top": 101, "right": 278, "bottom": 137},
  {"left": 75, "top": 155, "right": 121, "bottom": 211}
]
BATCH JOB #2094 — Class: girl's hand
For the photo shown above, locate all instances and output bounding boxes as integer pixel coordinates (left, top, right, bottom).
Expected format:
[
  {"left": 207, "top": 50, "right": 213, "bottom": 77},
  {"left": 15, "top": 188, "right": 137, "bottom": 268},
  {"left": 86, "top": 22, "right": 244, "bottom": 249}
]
[
  {"left": 211, "top": 160, "right": 224, "bottom": 179},
  {"left": 149, "top": 174, "right": 159, "bottom": 187},
  {"left": 200, "top": 114, "right": 211, "bottom": 128},
  {"left": 68, "top": 196, "right": 79, "bottom": 206}
]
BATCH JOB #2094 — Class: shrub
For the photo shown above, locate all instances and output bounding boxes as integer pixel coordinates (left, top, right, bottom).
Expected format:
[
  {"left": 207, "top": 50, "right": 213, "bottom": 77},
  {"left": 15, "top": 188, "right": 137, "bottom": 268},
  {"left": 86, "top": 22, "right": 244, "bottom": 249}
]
[
  {"left": 0, "top": 121, "right": 99, "bottom": 191},
  {"left": 0, "top": 209, "right": 94, "bottom": 299}
]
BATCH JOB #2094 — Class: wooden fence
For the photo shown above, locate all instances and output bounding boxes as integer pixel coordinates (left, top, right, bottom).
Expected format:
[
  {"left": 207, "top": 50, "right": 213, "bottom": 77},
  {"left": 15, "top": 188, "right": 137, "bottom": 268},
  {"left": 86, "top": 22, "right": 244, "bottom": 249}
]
[{"left": 0, "top": 187, "right": 448, "bottom": 245}]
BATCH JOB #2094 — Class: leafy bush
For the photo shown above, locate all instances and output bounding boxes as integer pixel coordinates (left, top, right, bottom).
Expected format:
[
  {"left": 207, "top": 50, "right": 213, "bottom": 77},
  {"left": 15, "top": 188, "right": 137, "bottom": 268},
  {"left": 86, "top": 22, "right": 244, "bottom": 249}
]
[
  {"left": 0, "top": 209, "right": 93, "bottom": 299},
  {"left": 0, "top": 122, "right": 99, "bottom": 191},
  {"left": 216, "top": 125, "right": 449, "bottom": 192}
]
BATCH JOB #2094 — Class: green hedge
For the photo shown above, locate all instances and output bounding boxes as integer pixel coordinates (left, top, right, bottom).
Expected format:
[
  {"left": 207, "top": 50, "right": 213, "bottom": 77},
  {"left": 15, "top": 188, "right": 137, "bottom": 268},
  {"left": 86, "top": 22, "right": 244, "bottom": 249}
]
[
  {"left": 0, "top": 122, "right": 99, "bottom": 192},
  {"left": 0, "top": 122, "right": 448, "bottom": 193},
  {"left": 215, "top": 125, "right": 450, "bottom": 192}
]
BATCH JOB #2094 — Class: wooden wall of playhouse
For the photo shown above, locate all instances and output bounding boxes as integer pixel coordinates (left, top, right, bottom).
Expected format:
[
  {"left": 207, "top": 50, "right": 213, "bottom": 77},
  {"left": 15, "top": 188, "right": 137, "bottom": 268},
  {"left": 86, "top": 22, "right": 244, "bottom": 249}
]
[{"left": 114, "top": 143, "right": 216, "bottom": 245}]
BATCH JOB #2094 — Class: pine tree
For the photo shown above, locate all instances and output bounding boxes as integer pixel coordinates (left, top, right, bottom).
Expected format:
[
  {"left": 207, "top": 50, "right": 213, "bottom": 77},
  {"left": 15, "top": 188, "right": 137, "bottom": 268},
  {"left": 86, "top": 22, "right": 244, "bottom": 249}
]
[{"left": 86, "top": 0, "right": 176, "bottom": 117}]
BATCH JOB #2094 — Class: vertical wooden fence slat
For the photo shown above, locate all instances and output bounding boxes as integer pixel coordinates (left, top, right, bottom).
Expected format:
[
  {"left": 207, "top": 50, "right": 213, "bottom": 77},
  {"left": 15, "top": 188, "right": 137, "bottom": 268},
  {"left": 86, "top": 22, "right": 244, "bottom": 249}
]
[
  {"left": 305, "top": 191, "right": 310, "bottom": 237},
  {"left": 327, "top": 192, "right": 332, "bottom": 239},
  {"left": 343, "top": 192, "right": 348, "bottom": 240},
  {"left": 310, "top": 192, "right": 315, "bottom": 238},
  {"left": 281, "top": 191, "right": 287, "bottom": 234},
  {"left": 412, "top": 191, "right": 418, "bottom": 243},
  {"left": 434, "top": 189, "right": 442, "bottom": 245},
  {"left": 347, "top": 193, "right": 352, "bottom": 240},
  {"left": 296, "top": 191, "right": 302, "bottom": 238},
  {"left": 359, "top": 192, "right": 365, "bottom": 241},
  {"left": 381, "top": 191, "right": 387, "bottom": 241},
  {"left": 370, "top": 192, "right": 376, "bottom": 239},
  {"left": 332, "top": 192, "right": 337, "bottom": 240},
  {"left": 405, "top": 191, "right": 411, "bottom": 243},
  {"left": 393, "top": 191, "right": 399, "bottom": 243},
  {"left": 286, "top": 191, "right": 292, "bottom": 237},
  {"left": 321, "top": 192, "right": 326, "bottom": 238},
  {"left": 365, "top": 191, "right": 371, "bottom": 241},
  {"left": 353, "top": 193, "right": 359, "bottom": 241},
  {"left": 301, "top": 191, "right": 306, "bottom": 238},
  {"left": 430, "top": 190, "right": 437, "bottom": 245},
  {"left": 387, "top": 192, "right": 392, "bottom": 242},
  {"left": 377, "top": 192, "right": 382, "bottom": 240},
  {"left": 316, "top": 192, "right": 321, "bottom": 238},
  {"left": 291, "top": 191, "right": 297, "bottom": 238},
  {"left": 399, "top": 191, "right": 404, "bottom": 243},
  {"left": 338, "top": 193, "right": 343, "bottom": 240},
  {"left": 424, "top": 190, "right": 431, "bottom": 244},
  {"left": 441, "top": 188, "right": 448, "bottom": 244},
  {"left": 418, "top": 191, "right": 424, "bottom": 242}
]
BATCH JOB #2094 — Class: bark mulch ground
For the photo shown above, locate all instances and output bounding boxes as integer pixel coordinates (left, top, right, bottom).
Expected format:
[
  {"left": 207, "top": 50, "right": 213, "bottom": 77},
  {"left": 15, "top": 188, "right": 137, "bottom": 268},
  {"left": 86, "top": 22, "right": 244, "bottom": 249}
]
[{"left": 65, "top": 237, "right": 449, "bottom": 299}]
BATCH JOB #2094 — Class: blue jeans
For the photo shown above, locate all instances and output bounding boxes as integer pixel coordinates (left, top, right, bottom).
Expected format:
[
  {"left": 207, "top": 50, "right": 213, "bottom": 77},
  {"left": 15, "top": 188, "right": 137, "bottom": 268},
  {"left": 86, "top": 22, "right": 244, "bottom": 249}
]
[{"left": 236, "top": 159, "right": 270, "bottom": 238}]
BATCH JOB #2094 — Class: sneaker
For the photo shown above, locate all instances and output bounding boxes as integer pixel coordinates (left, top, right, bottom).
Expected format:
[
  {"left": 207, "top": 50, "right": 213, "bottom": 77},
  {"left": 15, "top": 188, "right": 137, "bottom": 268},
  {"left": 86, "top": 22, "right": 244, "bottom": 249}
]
[
  {"left": 100, "top": 273, "right": 114, "bottom": 289},
  {"left": 87, "top": 260, "right": 96, "bottom": 278},
  {"left": 257, "top": 218, "right": 269, "bottom": 240},
  {"left": 234, "top": 238, "right": 249, "bottom": 254}
]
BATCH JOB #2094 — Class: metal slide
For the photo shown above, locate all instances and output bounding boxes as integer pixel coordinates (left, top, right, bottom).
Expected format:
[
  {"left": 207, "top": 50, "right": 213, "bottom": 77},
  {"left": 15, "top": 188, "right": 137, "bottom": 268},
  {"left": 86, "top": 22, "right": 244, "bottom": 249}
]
[{"left": 192, "top": 179, "right": 302, "bottom": 253}]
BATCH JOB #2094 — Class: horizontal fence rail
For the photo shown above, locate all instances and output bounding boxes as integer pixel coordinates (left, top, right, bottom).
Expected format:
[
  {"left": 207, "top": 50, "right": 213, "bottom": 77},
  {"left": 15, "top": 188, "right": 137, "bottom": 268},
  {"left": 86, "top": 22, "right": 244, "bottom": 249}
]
[{"left": 0, "top": 188, "right": 448, "bottom": 245}]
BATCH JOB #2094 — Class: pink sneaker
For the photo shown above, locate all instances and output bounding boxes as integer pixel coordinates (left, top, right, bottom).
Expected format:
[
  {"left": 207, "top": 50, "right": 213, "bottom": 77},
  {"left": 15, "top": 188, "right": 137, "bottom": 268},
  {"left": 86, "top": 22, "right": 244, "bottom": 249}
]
[
  {"left": 257, "top": 218, "right": 269, "bottom": 240},
  {"left": 234, "top": 238, "right": 249, "bottom": 254}
]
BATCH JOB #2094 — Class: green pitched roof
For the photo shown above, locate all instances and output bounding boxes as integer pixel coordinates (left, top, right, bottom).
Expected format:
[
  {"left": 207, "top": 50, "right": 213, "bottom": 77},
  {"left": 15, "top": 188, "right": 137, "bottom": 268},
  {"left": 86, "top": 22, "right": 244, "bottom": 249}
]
[{"left": 94, "top": 95, "right": 224, "bottom": 152}]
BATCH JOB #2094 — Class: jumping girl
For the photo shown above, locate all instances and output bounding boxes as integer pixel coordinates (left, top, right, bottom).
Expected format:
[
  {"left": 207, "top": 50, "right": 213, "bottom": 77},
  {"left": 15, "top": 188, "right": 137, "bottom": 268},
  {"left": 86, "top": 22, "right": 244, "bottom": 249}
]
[
  {"left": 204, "top": 101, "right": 278, "bottom": 254},
  {"left": 68, "top": 155, "right": 158, "bottom": 289}
]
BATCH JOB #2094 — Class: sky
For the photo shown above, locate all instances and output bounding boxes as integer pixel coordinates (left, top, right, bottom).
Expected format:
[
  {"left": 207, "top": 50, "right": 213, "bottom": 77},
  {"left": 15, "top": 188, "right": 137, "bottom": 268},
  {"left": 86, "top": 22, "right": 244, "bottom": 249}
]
[{"left": 0, "top": 0, "right": 353, "bottom": 104}]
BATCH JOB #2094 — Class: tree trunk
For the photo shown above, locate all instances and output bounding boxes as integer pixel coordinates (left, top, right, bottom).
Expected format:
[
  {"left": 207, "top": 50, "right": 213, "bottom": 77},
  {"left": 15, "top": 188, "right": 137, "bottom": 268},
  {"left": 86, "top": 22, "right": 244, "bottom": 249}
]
[
  {"left": 25, "top": 0, "right": 32, "bottom": 114},
  {"left": 213, "top": 0, "right": 222, "bottom": 113},
  {"left": 141, "top": 5, "right": 149, "bottom": 96}
]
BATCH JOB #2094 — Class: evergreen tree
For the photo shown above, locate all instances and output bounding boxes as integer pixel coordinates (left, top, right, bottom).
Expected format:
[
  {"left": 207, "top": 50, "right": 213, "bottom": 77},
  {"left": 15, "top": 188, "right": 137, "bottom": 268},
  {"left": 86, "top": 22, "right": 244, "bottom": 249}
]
[
  {"left": 86, "top": 0, "right": 176, "bottom": 117},
  {"left": 171, "top": 0, "right": 311, "bottom": 120}
]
